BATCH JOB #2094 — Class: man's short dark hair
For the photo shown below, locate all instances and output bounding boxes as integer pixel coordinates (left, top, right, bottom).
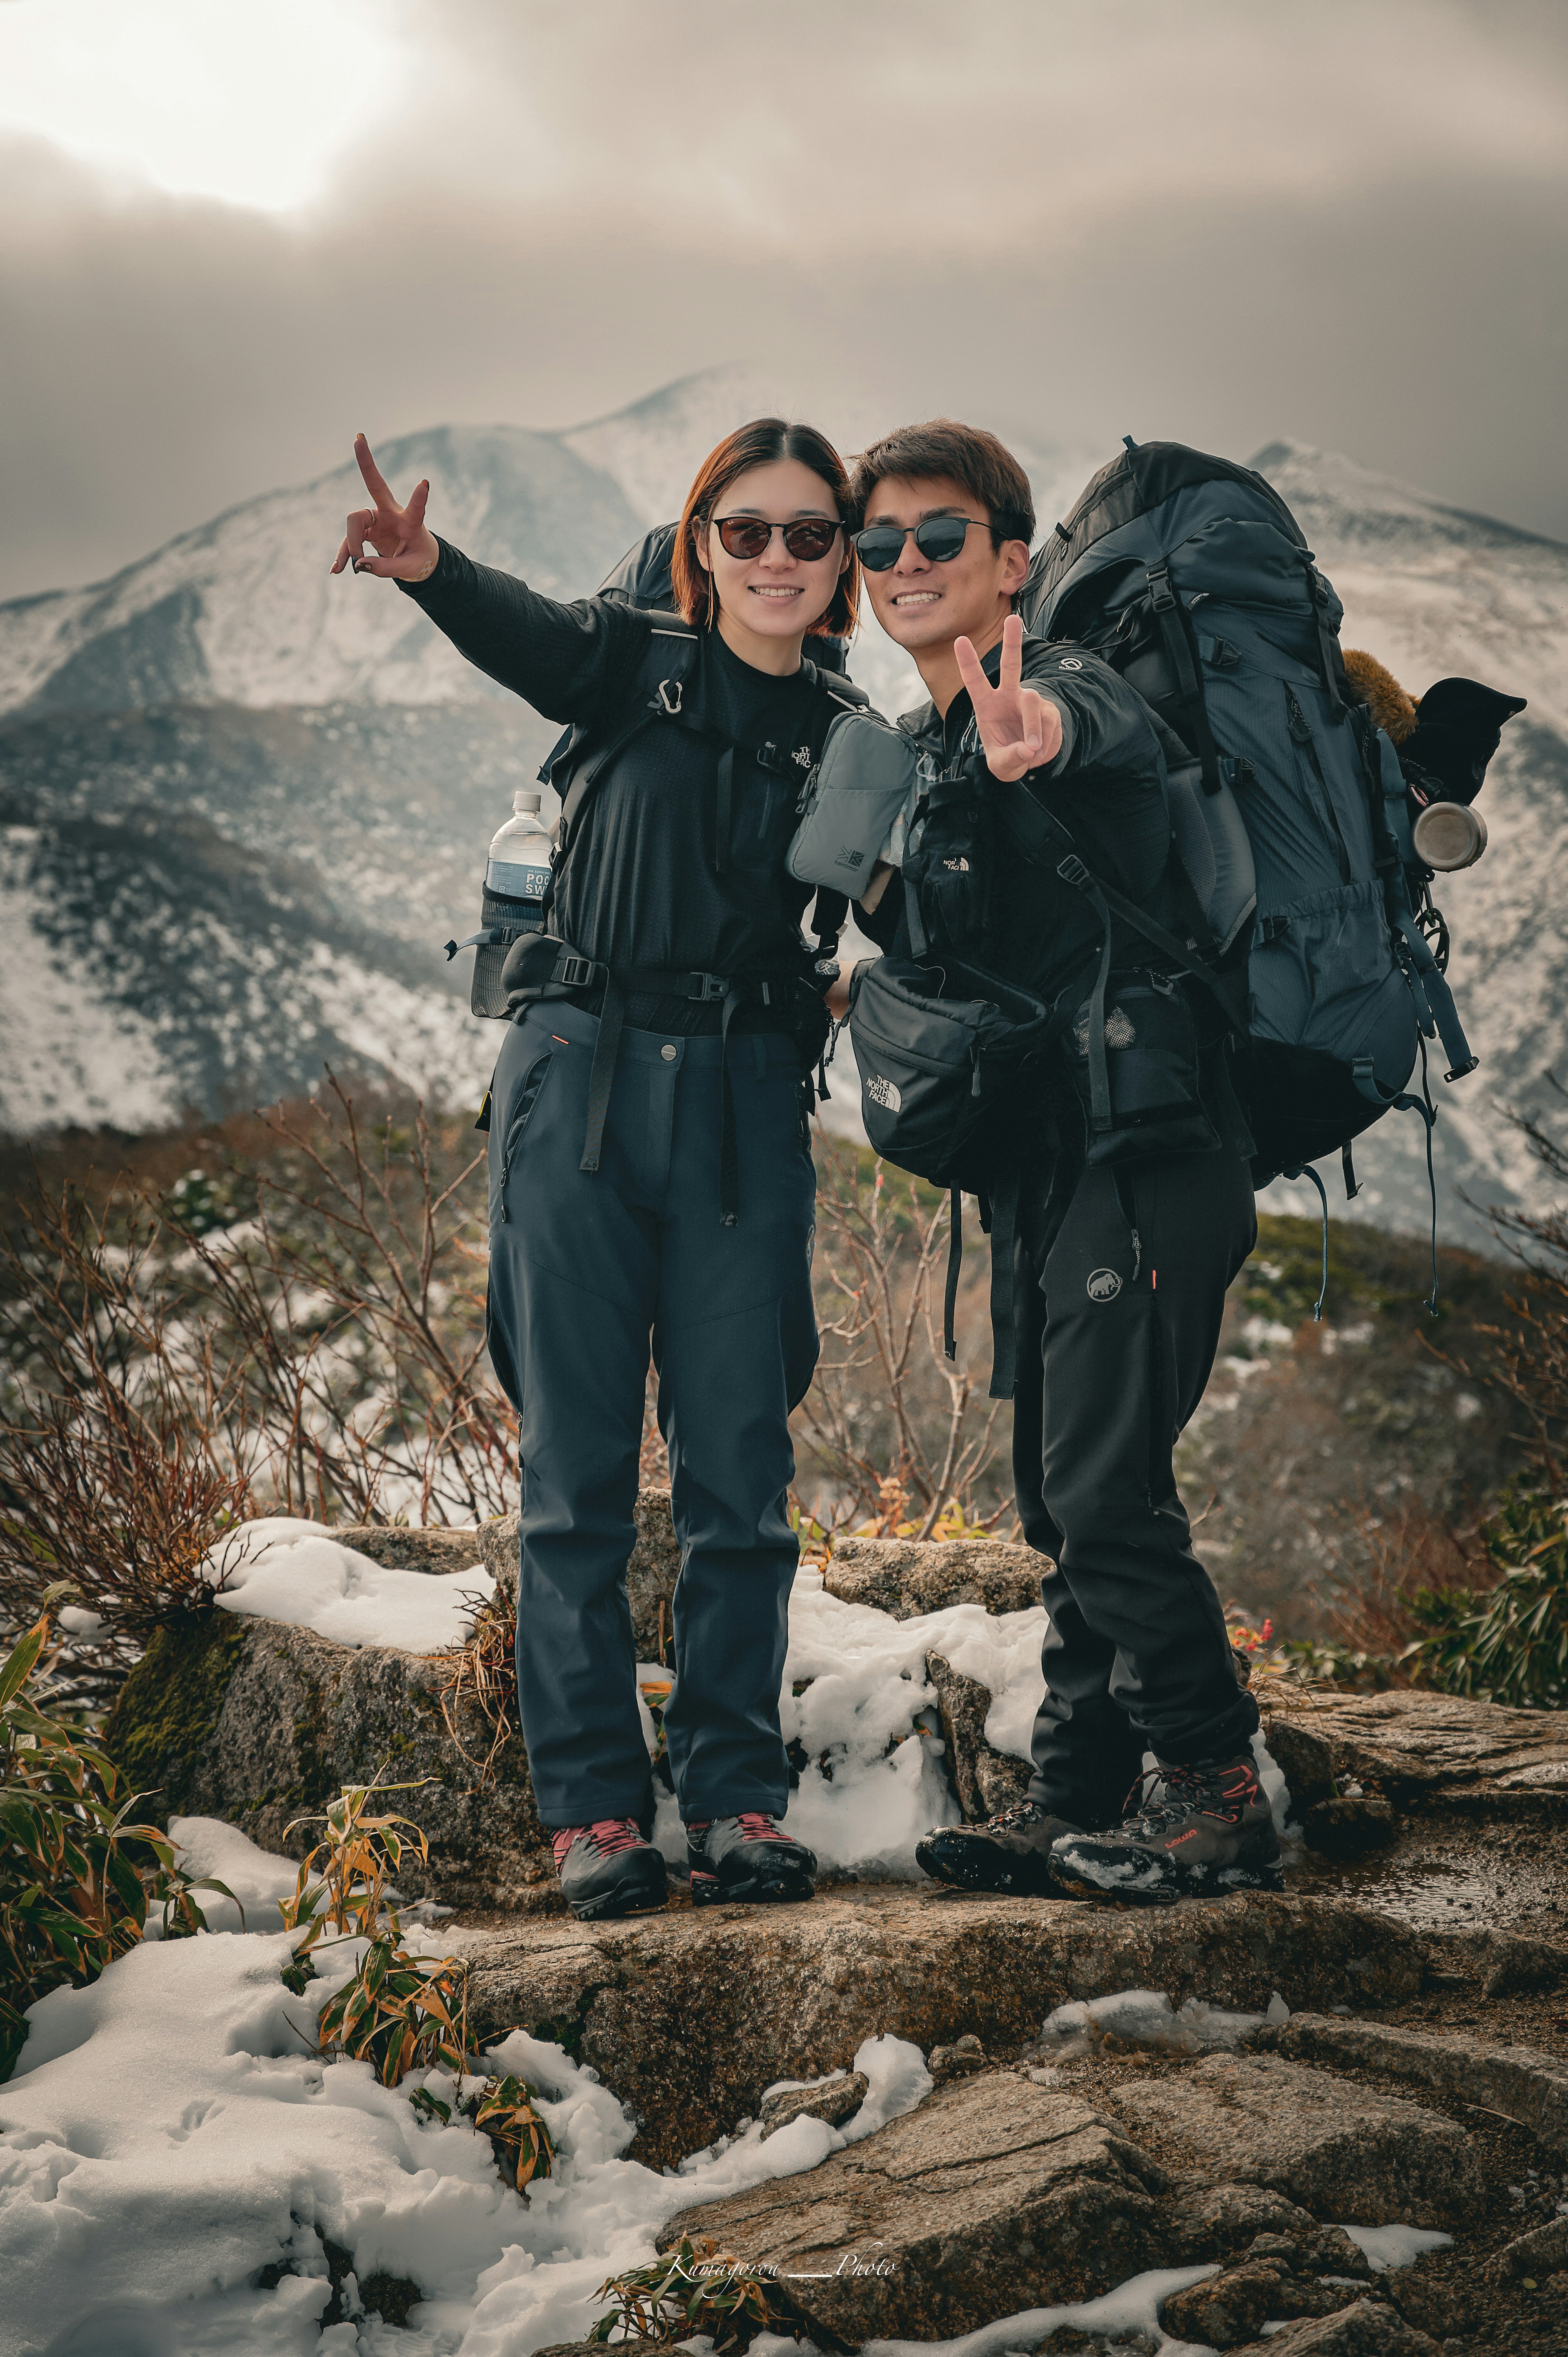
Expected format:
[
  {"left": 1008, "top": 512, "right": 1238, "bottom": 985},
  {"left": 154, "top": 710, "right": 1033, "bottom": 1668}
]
[{"left": 848, "top": 419, "right": 1036, "bottom": 551}]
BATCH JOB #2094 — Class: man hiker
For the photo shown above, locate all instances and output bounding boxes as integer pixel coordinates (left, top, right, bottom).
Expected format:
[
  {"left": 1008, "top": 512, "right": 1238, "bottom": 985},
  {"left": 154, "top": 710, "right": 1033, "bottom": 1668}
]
[{"left": 842, "top": 419, "right": 1279, "bottom": 1903}]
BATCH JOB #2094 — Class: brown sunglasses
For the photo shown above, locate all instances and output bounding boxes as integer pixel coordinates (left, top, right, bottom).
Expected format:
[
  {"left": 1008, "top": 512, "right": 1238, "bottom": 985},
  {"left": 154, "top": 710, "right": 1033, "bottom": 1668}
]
[{"left": 713, "top": 515, "right": 843, "bottom": 562}]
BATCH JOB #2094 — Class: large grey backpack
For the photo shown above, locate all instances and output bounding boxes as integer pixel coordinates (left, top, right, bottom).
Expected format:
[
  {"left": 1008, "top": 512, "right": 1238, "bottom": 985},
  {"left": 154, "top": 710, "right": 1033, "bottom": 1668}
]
[{"left": 1022, "top": 439, "right": 1481, "bottom": 1228}]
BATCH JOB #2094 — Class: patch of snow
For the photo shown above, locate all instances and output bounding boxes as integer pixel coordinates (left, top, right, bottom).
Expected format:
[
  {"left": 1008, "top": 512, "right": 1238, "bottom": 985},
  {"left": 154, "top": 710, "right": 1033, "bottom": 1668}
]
[
  {"left": 0, "top": 1924, "right": 931, "bottom": 2357},
  {"left": 201, "top": 1517, "right": 493, "bottom": 1652},
  {"left": 860, "top": 2263, "right": 1221, "bottom": 2357},
  {"left": 775, "top": 1584, "right": 1049, "bottom": 1875},
  {"left": 159, "top": 1815, "right": 306, "bottom": 1938},
  {"left": 1338, "top": 2222, "right": 1453, "bottom": 2271},
  {"left": 1036, "top": 1988, "right": 1289, "bottom": 2060},
  {"left": 56, "top": 1604, "right": 106, "bottom": 1639},
  {"left": 1252, "top": 1728, "right": 1294, "bottom": 1842}
]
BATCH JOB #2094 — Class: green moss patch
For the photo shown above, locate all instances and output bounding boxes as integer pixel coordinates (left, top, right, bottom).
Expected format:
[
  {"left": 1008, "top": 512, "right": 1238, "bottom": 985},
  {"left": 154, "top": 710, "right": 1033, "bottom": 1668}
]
[{"left": 103, "top": 1610, "right": 251, "bottom": 1826}]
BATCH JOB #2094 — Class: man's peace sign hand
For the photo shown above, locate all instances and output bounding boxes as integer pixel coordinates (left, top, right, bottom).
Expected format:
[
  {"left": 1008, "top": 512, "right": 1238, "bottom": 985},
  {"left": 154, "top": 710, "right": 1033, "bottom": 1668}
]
[
  {"left": 329, "top": 434, "right": 441, "bottom": 580},
  {"left": 953, "top": 613, "right": 1063, "bottom": 782}
]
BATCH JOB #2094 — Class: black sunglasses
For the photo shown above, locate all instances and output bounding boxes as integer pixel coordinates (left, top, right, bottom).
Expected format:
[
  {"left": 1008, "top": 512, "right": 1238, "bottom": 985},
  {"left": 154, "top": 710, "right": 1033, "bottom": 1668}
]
[
  {"left": 713, "top": 515, "right": 843, "bottom": 562},
  {"left": 853, "top": 515, "right": 986, "bottom": 571}
]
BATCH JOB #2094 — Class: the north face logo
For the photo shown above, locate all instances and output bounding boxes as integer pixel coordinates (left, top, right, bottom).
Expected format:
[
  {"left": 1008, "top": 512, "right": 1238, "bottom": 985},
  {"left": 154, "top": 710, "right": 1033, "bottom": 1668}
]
[
  {"left": 864, "top": 1072, "right": 902, "bottom": 1112},
  {"left": 1086, "top": 1267, "right": 1122, "bottom": 1302},
  {"left": 792, "top": 746, "right": 814, "bottom": 769},
  {"left": 942, "top": 856, "right": 971, "bottom": 872}
]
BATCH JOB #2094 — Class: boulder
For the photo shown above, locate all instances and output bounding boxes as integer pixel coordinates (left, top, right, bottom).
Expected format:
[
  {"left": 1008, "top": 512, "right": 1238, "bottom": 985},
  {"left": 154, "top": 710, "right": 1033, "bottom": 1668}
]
[
  {"left": 331, "top": 1526, "right": 485, "bottom": 1574},
  {"left": 655, "top": 2068, "right": 1171, "bottom": 2343},
  {"left": 103, "top": 1606, "right": 555, "bottom": 1912},
  {"left": 1107, "top": 2052, "right": 1479, "bottom": 2226},
  {"left": 1265, "top": 2011, "right": 1568, "bottom": 2155},
  {"left": 463, "top": 1887, "right": 1423, "bottom": 2168},
  {"left": 1228, "top": 2301, "right": 1441, "bottom": 2356},
  {"left": 927, "top": 1652, "right": 1031, "bottom": 1820},
  {"left": 480, "top": 1488, "right": 681, "bottom": 1660},
  {"left": 824, "top": 1534, "right": 1042, "bottom": 1619},
  {"left": 1272, "top": 1690, "right": 1568, "bottom": 1821}
]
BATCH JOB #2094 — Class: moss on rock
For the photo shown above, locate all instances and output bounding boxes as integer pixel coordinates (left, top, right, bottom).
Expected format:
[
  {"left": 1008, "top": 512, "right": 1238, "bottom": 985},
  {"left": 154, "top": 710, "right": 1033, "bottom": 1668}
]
[{"left": 103, "top": 1609, "right": 251, "bottom": 1826}]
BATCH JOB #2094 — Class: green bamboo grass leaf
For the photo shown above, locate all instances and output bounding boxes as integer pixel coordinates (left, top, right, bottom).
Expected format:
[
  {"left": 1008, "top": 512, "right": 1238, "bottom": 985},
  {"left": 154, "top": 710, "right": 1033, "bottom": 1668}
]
[{"left": 0, "top": 1622, "right": 49, "bottom": 1713}]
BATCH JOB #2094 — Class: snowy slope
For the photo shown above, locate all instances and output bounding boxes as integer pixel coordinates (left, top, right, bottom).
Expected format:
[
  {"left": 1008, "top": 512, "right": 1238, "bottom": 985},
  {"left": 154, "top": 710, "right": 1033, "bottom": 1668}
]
[
  {"left": 0, "top": 425, "right": 646, "bottom": 717},
  {"left": 0, "top": 794, "right": 495, "bottom": 1131}
]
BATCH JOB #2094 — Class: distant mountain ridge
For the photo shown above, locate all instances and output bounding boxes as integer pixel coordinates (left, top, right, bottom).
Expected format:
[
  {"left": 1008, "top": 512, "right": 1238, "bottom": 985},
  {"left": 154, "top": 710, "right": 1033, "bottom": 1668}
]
[{"left": 1, "top": 382, "right": 1564, "bottom": 1253}]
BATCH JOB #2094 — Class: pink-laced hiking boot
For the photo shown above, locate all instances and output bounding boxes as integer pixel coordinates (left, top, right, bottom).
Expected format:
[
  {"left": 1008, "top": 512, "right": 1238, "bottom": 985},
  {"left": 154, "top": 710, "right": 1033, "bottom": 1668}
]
[
  {"left": 551, "top": 1819, "right": 667, "bottom": 1922},
  {"left": 685, "top": 1813, "right": 816, "bottom": 1905},
  {"left": 1048, "top": 1754, "right": 1283, "bottom": 1905}
]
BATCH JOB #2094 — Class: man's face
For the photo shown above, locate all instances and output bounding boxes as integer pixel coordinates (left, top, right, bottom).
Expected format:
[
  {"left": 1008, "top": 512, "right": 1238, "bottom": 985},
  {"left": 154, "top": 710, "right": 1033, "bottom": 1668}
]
[{"left": 857, "top": 474, "right": 1027, "bottom": 656}]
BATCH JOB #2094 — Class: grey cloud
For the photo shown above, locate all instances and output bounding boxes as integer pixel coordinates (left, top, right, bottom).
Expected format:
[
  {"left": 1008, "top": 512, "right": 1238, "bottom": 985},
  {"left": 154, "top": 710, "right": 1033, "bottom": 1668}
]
[{"left": 0, "top": 2, "right": 1564, "bottom": 599}]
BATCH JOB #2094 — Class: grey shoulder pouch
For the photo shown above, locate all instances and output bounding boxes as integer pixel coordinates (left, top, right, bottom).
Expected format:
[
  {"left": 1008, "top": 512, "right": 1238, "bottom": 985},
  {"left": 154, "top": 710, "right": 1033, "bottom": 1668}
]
[{"left": 786, "top": 707, "right": 924, "bottom": 894}]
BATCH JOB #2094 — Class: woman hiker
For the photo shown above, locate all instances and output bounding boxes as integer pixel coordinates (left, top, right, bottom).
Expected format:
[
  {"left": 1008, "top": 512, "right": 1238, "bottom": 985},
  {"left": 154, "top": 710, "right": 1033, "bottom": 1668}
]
[{"left": 332, "top": 419, "right": 866, "bottom": 1921}]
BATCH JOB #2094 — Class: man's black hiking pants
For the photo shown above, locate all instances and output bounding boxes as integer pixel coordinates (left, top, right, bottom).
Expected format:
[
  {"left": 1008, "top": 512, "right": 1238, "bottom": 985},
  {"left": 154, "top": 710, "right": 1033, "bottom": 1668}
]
[
  {"left": 485, "top": 999, "right": 817, "bottom": 1831},
  {"left": 1012, "top": 1148, "right": 1261, "bottom": 1824}
]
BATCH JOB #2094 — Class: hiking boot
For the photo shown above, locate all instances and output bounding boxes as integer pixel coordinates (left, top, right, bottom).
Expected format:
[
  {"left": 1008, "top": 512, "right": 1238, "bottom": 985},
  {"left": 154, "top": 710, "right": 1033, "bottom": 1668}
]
[
  {"left": 686, "top": 1813, "right": 816, "bottom": 1905},
  {"left": 552, "top": 1820, "right": 667, "bottom": 1921},
  {"left": 915, "top": 1799, "right": 1091, "bottom": 1896},
  {"left": 1048, "top": 1753, "right": 1283, "bottom": 1905}
]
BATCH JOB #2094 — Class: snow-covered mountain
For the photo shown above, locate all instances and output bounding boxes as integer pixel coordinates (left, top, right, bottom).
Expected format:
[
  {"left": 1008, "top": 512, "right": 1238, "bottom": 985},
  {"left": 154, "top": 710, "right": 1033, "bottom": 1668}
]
[{"left": 1, "top": 381, "right": 1564, "bottom": 1251}]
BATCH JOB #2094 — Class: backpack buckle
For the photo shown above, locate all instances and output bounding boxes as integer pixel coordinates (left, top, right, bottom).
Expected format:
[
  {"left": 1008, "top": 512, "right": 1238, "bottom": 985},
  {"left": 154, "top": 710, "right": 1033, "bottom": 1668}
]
[
  {"left": 556, "top": 954, "right": 600, "bottom": 988},
  {"left": 1056, "top": 853, "right": 1091, "bottom": 888},
  {"left": 655, "top": 678, "right": 684, "bottom": 715},
  {"left": 1146, "top": 564, "right": 1176, "bottom": 613},
  {"left": 693, "top": 971, "right": 730, "bottom": 1001}
]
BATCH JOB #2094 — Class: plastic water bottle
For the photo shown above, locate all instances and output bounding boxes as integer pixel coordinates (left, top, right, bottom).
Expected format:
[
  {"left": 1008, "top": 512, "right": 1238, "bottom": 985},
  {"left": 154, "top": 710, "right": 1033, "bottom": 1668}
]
[
  {"left": 486, "top": 790, "right": 554, "bottom": 906},
  {"left": 450, "top": 790, "right": 554, "bottom": 1017}
]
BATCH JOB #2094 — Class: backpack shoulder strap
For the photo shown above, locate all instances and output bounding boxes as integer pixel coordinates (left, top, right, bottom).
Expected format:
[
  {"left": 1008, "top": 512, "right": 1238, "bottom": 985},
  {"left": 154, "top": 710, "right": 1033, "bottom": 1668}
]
[{"left": 542, "top": 619, "right": 702, "bottom": 917}]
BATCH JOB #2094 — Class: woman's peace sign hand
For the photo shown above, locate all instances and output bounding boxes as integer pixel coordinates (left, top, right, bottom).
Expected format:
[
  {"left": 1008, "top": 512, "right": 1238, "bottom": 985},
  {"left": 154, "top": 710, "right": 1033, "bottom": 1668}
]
[
  {"left": 953, "top": 613, "right": 1063, "bottom": 782},
  {"left": 329, "top": 434, "right": 441, "bottom": 580}
]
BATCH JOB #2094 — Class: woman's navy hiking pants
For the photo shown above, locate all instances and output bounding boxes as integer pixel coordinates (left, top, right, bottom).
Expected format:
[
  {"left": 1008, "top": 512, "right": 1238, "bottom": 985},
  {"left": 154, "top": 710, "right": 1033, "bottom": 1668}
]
[{"left": 485, "top": 999, "right": 818, "bottom": 1831}]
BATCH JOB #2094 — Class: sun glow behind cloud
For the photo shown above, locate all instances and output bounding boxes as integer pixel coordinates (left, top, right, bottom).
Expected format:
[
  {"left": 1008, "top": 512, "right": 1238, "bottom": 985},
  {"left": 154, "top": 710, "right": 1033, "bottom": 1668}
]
[{"left": 0, "top": 0, "right": 414, "bottom": 213}]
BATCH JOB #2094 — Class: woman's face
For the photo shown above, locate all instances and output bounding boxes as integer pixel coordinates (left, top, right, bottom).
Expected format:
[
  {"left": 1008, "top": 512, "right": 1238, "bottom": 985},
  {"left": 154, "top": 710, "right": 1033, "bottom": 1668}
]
[{"left": 694, "top": 458, "right": 849, "bottom": 645}]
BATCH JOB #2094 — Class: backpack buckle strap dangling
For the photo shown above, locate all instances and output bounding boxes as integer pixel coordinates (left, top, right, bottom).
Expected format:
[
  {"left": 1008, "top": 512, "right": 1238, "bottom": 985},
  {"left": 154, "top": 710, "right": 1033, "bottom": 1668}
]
[
  {"left": 1281, "top": 1160, "right": 1330, "bottom": 1320},
  {"left": 944, "top": 1188, "right": 963, "bottom": 1362},
  {"left": 579, "top": 973, "right": 627, "bottom": 1176}
]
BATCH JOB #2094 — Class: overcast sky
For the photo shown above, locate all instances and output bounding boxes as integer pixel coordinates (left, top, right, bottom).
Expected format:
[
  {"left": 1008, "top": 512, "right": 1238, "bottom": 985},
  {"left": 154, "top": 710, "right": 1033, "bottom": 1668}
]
[{"left": 1, "top": 0, "right": 1564, "bottom": 599}]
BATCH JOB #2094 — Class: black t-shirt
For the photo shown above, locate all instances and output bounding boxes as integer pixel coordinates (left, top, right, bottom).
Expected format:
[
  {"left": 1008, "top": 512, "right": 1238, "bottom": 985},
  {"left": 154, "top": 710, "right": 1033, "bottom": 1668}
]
[{"left": 401, "top": 541, "right": 840, "bottom": 1031}]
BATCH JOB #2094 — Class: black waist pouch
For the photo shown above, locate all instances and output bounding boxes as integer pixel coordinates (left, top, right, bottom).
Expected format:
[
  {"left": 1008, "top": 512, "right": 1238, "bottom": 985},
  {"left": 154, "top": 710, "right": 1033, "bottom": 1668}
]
[
  {"left": 1062, "top": 970, "right": 1221, "bottom": 1166},
  {"left": 848, "top": 953, "right": 1058, "bottom": 1191}
]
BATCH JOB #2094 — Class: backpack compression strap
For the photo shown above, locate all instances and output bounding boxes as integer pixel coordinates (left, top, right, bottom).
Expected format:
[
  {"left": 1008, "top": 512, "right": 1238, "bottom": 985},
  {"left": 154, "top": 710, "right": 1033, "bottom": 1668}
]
[{"left": 990, "top": 780, "right": 1246, "bottom": 1137}]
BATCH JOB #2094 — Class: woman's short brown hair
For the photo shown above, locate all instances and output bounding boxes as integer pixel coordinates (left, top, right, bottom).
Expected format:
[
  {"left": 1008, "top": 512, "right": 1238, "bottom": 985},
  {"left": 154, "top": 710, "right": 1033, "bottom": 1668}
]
[
  {"left": 847, "top": 418, "right": 1036, "bottom": 551},
  {"left": 672, "top": 417, "right": 859, "bottom": 639}
]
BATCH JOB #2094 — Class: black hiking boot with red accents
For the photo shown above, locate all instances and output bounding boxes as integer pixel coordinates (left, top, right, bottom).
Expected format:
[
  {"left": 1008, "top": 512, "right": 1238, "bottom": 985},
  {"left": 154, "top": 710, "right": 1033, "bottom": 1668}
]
[
  {"left": 552, "top": 1820, "right": 668, "bottom": 1921},
  {"left": 915, "top": 1800, "right": 1092, "bottom": 1896},
  {"left": 1048, "top": 1753, "right": 1283, "bottom": 1905},
  {"left": 686, "top": 1813, "right": 816, "bottom": 1905}
]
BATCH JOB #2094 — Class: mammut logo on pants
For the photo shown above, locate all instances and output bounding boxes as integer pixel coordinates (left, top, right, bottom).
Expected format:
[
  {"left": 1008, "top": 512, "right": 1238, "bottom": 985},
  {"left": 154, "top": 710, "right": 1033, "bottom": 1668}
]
[
  {"left": 864, "top": 1072, "right": 902, "bottom": 1112},
  {"left": 1086, "top": 1267, "right": 1122, "bottom": 1302}
]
